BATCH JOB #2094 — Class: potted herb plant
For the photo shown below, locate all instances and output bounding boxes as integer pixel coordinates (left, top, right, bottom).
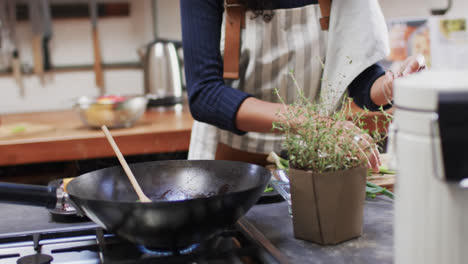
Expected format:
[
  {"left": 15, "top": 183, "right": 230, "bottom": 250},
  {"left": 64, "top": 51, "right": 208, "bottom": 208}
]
[{"left": 272, "top": 76, "right": 391, "bottom": 245}]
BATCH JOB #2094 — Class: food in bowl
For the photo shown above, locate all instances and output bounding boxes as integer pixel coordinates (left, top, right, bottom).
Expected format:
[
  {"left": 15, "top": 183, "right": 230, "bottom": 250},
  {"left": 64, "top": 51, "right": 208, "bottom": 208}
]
[
  {"left": 75, "top": 95, "right": 148, "bottom": 129},
  {"left": 96, "top": 95, "right": 126, "bottom": 104}
]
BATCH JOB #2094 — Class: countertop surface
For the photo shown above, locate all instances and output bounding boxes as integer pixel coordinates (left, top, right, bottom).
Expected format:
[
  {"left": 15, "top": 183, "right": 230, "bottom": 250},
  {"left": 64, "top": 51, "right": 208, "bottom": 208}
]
[
  {"left": 0, "top": 102, "right": 388, "bottom": 166},
  {"left": 0, "top": 196, "right": 393, "bottom": 263},
  {"left": 246, "top": 197, "right": 393, "bottom": 264},
  {"left": 0, "top": 106, "right": 194, "bottom": 166}
]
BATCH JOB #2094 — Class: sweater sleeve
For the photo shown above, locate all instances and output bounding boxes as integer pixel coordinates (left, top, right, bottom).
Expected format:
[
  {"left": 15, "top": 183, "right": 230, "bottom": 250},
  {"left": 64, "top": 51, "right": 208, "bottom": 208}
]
[
  {"left": 348, "top": 63, "right": 392, "bottom": 111},
  {"left": 180, "top": 0, "right": 252, "bottom": 135}
]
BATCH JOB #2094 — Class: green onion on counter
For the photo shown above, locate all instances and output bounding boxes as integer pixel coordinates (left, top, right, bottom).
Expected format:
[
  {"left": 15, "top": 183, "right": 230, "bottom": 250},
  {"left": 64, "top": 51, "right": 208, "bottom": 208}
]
[{"left": 366, "top": 181, "right": 394, "bottom": 199}]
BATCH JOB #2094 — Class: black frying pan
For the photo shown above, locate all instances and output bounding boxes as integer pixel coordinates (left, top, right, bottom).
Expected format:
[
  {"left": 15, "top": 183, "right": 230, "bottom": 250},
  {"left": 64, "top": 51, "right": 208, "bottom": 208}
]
[{"left": 0, "top": 160, "right": 270, "bottom": 249}]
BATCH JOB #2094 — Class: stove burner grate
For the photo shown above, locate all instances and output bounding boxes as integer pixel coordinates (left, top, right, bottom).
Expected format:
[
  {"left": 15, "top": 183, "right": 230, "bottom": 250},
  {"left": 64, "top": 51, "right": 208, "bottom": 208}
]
[
  {"left": 0, "top": 220, "right": 284, "bottom": 263},
  {"left": 16, "top": 253, "right": 53, "bottom": 264}
]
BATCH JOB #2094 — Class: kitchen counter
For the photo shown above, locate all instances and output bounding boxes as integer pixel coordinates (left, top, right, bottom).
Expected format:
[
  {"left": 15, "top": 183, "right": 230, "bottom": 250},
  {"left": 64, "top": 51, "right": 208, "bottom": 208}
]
[
  {"left": 0, "top": 106, "right": 194, "bottom": 166},
  {"left": 245, "top": 197, "right": 393, "bottom": 264},
  {"left": 0, "top": 102, "right": 389, "bottom": 167}
]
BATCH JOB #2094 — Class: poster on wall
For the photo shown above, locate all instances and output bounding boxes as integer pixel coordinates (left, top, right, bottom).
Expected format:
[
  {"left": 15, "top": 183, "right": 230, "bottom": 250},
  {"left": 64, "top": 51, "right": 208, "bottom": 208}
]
[
  {"left": 429, "top": 17, "right": 468, "bottom": 70},
  {"left": 380, "top": 18, "right": 431, "bottom": 74}
]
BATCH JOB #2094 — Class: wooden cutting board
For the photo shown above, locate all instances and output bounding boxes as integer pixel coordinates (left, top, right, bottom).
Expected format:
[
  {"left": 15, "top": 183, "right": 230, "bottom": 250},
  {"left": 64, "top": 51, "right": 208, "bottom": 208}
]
[
  {"left": 368, "top": 174, "right": 396, "bottom": 192},
  {"left": 0, "top": 123, "right": 55, "bottom": 140},
  {"left": 368, "top": 153, "right": 396, "bottom": 192}
]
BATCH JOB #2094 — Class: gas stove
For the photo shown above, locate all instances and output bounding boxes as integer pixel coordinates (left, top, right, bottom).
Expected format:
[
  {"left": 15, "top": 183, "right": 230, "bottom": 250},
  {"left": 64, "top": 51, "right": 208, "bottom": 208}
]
[
  {"left": 0, "top": 225, "right": 280, "bottom": 264},
  {"left": 0, "top": 204, "right": 284, "bottom": 264}
]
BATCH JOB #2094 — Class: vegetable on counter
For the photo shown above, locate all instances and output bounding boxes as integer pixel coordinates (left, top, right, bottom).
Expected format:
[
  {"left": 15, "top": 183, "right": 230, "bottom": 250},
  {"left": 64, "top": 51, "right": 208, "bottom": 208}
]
[
  {"left": 366, "top": 181, "right": 394, "bottom": 199},
  {"left": 267, "top": 152, "right": 289, "bottom": 170},
  {"left": 368, "top": 164, "right": 396, "bottom": 175},
  {"left": 10, "top": 125, "right": 26, "bottom": 134}
]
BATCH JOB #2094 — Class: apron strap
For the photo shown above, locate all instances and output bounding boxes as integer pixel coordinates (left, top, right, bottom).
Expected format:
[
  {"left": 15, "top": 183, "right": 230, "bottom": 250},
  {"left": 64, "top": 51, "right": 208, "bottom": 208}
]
[
  {"left": 318, "top": 0, "right": 332, "bottom": 31},
  {"left": 223, "top": 0, "right": 245, "bottom": 80}
]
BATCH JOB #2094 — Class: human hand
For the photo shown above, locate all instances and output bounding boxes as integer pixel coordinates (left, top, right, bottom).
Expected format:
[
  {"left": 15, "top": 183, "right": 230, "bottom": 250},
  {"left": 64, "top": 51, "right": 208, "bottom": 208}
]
[
  {"left": 374, "top": 54, "right": 427, "bottom": 105},
  {"left": 399, "top": 54, "right": 426, "bottom": 77},
  {"left": 337, "top": 121, "right": 381, "bottom": 173}
]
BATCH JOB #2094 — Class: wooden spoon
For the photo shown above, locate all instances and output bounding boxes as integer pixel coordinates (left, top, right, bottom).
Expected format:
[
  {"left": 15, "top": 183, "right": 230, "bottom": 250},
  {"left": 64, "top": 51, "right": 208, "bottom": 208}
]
[{"left": 101, "top": 125, "right": 152, "bottom": 203}]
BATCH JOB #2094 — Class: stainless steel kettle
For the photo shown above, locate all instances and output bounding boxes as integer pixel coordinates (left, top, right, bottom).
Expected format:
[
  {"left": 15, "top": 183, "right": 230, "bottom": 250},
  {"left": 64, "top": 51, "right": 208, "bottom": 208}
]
[{"left": 138, "top": 40, "right": 183, "bottom": 107}]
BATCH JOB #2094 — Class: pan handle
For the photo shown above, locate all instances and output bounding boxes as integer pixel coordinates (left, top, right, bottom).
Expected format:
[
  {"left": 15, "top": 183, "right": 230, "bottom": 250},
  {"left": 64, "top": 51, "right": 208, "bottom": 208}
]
[{"left": 0, "top": 182, "right": 58, "bottom": 209}]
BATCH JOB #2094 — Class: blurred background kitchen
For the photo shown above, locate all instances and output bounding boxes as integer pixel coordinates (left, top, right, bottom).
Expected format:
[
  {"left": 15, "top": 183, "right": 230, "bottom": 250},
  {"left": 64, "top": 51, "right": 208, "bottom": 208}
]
[{"left": 0, "top": 0, "right": 467, "bottom": 184}]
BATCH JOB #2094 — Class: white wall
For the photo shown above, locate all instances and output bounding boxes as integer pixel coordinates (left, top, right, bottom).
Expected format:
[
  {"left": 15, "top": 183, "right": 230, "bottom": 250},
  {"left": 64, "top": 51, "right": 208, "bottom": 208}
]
[
  {"left": 155, "top": 1, "right": 182, "bottom": 40},
  {"left": 380, "top": 0, "right": 468, "bottom": 18},
  {"left": 152, "top": 0, "right": 468, "bottom": 38}
]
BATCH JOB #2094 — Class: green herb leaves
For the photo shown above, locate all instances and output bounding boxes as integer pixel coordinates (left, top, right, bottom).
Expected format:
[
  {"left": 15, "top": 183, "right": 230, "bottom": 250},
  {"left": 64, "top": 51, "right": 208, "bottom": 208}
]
[{"left": 272, "top": 72, "right": 392, "bottom": 173}]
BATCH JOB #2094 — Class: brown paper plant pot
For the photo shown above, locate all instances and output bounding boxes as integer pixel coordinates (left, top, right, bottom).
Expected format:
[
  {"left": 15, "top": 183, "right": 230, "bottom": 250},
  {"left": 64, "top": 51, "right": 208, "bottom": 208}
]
[{"left": 289, "top": 166, "right": 367, "bottom": 245}]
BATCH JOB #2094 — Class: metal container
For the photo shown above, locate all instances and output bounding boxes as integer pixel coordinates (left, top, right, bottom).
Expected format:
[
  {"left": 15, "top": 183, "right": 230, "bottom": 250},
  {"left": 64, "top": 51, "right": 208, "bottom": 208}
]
[
  {"left": 138, "top": 40, "right": 183, "bottom": 107},
  {"left": 392, "top": 70, "right": 468, "bottom": 264},
  {"left": 74, "top": 95, "right": 148, "bottom": 129}
]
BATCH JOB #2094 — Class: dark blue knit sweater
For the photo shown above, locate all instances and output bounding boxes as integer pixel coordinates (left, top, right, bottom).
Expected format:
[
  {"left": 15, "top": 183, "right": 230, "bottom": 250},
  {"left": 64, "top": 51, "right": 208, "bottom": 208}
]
[{"left": 180, "top": 0, "right": 385, "bottom": 135}]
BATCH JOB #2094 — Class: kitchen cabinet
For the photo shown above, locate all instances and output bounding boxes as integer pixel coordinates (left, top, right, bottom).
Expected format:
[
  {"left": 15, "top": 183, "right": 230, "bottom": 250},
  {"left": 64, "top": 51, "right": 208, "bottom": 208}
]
[{"left": 0, "top": 107, "right": 193, "bottom": 166}]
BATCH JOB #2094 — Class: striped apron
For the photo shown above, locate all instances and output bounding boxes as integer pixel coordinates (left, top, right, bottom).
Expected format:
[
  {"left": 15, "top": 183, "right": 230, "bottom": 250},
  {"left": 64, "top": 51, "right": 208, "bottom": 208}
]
[{"left": 188, "top": 0, "right": 389, "bottom": 160}]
